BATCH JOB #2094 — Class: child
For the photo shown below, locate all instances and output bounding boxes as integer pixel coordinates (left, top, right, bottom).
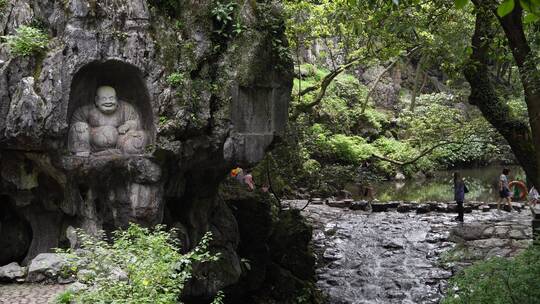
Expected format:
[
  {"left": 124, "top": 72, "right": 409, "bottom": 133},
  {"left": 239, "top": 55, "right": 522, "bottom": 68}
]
[{"left": 497, "top": 168, "right": 513, "bottom": 212}]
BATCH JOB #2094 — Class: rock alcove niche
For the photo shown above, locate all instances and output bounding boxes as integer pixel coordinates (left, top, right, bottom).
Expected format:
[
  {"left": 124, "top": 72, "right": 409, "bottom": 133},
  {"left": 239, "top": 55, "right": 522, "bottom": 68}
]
[
  {"left": 0, "top": 0, "right": 306, "bottom": 299},
  {"left": 67, "top": 60, "right": 155, "bottom": 156},
  {"left": 61, "top": 60, "right": 163, "bottom": 237}
]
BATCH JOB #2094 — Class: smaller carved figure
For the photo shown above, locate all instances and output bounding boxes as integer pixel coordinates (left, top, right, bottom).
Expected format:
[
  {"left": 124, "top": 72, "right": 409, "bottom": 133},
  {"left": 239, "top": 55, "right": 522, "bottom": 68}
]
[{"left": 68, "top": 86, "right": 147, "bottom": 156}]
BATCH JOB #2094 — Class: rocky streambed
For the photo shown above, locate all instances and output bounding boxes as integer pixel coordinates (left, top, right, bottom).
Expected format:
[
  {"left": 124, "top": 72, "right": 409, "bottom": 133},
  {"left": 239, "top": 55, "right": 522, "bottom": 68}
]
[{"left": 286, "top": 200, "right": 533, "bottom": 304}]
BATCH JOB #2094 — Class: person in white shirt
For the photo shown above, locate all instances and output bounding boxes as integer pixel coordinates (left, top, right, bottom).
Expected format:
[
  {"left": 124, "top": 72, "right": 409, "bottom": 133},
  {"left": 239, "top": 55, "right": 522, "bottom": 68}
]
[
  {"left": 497, "top": 168, "right": 512, "bottom": 212},
  {"left": 528, "top": 186, "right": 539, "bottom": 207}
]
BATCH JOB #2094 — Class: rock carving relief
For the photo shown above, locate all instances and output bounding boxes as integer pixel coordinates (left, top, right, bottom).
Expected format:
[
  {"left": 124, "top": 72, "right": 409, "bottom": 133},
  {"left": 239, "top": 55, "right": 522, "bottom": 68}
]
[{"left": 68, "top": 85, "right": 147, "bottom": 156}]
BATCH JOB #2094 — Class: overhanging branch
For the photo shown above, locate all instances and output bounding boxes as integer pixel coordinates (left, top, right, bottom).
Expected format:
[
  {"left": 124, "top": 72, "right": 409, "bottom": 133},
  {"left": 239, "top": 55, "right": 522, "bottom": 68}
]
[{"left": 371, "top": 138, "right": 493, "bottom": 167}]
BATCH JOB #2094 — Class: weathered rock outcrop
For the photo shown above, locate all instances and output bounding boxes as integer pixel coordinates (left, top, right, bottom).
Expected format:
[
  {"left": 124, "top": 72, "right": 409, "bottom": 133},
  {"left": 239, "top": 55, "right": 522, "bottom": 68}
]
[
  {"left": 219, "top": 182, "right": 319, "bottom": 303},
  {"left": 0, "top": 0, "right": 292, "bottom": 301}
]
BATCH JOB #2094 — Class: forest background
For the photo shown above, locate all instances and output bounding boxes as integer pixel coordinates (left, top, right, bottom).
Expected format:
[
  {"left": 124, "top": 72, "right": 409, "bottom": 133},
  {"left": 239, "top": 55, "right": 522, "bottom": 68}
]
[{"left": 252, "top": 0, "right": 540, "bottom": 198}]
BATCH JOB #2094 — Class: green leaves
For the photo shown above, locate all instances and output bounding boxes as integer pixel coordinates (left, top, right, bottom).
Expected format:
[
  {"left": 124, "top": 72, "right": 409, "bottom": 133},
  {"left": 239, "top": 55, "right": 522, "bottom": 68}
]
[
  {"left": 524, "top": 12, "right": 540, "bottom": 22},
  {"left": 55, "top": 224, "right": 222, "bottom": 304},
  {"left": 211, "top": 0, "right": 242, "bottom": 40},
  {"left": 442, "top": 244, "right": 540, "bottom": 304},
  {"left": 2, "top": 25, "right": 49, "bottom": 56},
  {"left": 166, "top": 72, "right": 185, "bottom": 87},
  {"left": 521, "top": 0, "right": 540, "bottom": 22},
  {"left": 454, "top": 0, "right": 469, "bottom": 9},
  {"left": 457, "top": 0, "right": 539, "bottom": 22},
  {"left": 497, "top": 0, "right": 515, "bottom": 17}
]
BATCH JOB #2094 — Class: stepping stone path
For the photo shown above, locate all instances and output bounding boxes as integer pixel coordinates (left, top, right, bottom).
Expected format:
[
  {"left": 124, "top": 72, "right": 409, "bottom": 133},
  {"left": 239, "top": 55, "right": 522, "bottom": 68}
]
[
  {"left": 0, "top": 284, "right": 67, "bottom": 304},
  {"left": 314, "top": 198, "right": 530, "bottom": 214}
]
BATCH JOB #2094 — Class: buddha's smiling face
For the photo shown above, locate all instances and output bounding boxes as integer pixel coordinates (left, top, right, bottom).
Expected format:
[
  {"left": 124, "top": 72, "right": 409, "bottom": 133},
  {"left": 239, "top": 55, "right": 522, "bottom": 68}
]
[{"left": 95, "top": 86, "right": 118, "bottom": 114}]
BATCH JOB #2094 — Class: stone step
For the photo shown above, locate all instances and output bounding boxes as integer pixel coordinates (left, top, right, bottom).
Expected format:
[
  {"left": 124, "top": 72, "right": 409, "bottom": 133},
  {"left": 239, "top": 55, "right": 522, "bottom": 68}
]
[{"left": 326, "top": 200, "right": 352, "bottom": 208}]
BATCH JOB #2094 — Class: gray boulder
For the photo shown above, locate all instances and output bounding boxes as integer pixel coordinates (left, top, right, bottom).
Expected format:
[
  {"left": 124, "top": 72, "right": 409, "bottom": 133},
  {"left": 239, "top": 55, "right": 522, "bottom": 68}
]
[
  {"left": 26, "top": 253, "right": 67, "bottom": 282},
  {"left": 394, "top": 172, "right": 406, "bottom": 180},
  {"left": 0, "top": 262, "right": 27, "bottom": 282}
]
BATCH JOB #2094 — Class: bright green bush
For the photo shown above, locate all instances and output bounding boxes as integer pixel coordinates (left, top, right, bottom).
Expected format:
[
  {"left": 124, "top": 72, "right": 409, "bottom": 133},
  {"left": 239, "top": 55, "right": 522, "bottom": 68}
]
[
  {"left": 357, "top": 108, "right": 391, "bottom": 134},
  {"left": 328, "top": 134, "right": 375, "bottom": 164},
  {"left": 372, "top": 137, "right": 414, "bottom": 157},
  {"left": 3, "top": 25, "right": 49, "bottom": 56},
  {"left": 307, "top": 124, "right": 376, "bottom": 164},
  {"left": 302, "top": 158, "right": 321, "bottom": 175},
  {"left": 332, "top": 73, "right": 367, "bottom": 103},
  {"left": 317, "top": 96, "right": 353, "bottom": 133},
  {"left": 55, "top": 224, "right": 221, "bottom": 304},
  {"left": 442, "top": 244, "right": 540, "bottom": 304},
  {"left": 166, "top": 72, "right": 185, "bottom": 87}
]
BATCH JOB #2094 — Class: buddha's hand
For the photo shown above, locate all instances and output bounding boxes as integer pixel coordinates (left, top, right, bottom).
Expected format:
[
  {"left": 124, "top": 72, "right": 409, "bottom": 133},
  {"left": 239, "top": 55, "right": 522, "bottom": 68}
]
[
  {"left": 118, "top": 123, "right": 131, "bottom": 134},
  {"left": 75, "top": 151, "right": 90, "bottom": 157},
  {"left": 74, "top": 122, "right": 88, "bottom": 133}
]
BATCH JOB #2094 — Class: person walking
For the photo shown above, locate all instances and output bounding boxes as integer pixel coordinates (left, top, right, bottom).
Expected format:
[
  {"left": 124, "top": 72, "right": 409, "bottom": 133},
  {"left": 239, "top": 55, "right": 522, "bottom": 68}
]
[
  {"left": 454, "top": 172, "right": 466, "bottom": 222},
  {"left": 497, "top": 168, "right": 513, "bottom": 212}
]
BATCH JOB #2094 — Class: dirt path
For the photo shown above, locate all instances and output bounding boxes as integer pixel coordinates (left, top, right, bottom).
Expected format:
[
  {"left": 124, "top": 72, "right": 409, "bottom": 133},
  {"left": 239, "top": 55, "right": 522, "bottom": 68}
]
[{"left": 0, "top": 283, "right": 67, "bottom": 304}]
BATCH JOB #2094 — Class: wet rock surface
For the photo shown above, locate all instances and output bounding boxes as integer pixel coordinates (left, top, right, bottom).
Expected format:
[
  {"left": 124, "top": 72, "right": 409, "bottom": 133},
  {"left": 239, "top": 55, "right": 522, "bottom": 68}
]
[{"left": 287, "top": 200, "right": 533, "bottom": 304}]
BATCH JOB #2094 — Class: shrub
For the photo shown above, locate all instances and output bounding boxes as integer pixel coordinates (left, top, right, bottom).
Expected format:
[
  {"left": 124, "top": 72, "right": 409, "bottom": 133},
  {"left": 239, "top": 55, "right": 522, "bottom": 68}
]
[
  {"left": 298, "top": 63, "right": 317, "bottom": 78},
  {"left": 166, "top": 72, "right": 185, "bottom": 87},
  {"left": 317, "top": 96, "right": 353, "bottom": 133},
  {"left": 55, "top": 223, "right": 221, "bottom": 304},
  {"left": 442, "top": 244, "right": 540, "bottom": 304},
  {"left": 332, "top": 73, "right": 367, "bottom": 103},
  {"left": 508, "top": 96, "right": 529, "bottom": 122},
  {"left": 328, "top": 134, "right": 375, "bottom": 164},
  {"left": 356, "top": 108, "right": 391, "bottom": 133},
  {"left": 3, "top": 25, "right": 49, "bottom": 56}
]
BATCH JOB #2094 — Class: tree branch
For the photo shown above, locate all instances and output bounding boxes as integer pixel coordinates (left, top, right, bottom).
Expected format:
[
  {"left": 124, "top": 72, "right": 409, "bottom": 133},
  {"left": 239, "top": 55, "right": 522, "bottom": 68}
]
[
  {"left": 371, "top": 138, "right": 493, "bottom": 167},
  {"left": 292, "top": 56, "right": 365, "bottom": 118}
]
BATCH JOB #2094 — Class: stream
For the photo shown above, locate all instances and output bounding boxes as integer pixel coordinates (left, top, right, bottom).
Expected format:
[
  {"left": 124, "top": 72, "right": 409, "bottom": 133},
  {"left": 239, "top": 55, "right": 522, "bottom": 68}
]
[{"left": 346, "top": 165, "right": 525, "bottom": 202}]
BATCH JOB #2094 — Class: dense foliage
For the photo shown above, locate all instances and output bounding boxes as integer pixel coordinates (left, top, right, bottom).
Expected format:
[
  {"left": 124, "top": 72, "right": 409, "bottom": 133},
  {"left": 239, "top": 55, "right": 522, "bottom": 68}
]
[
  {"left": 55, "top": 224, "right": 222, "bottom": 304},
  {"left": 250, "top": 0, "right": 539, "bottom": 197},
  {"left": 442, "top": 243, "right": 540, "bottom": 304},
  {"left": 2, "top": 25, "right": 48, "bottom": 56},
  {"left": 261, "top": 62, "right": 512, "bottom": 196}
]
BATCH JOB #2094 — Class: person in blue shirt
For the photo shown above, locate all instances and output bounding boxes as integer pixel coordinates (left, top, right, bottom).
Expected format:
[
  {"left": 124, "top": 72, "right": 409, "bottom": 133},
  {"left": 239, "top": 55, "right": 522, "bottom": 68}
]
[{"left": 454, "top": 172, "right": 465, "bottom": 222}]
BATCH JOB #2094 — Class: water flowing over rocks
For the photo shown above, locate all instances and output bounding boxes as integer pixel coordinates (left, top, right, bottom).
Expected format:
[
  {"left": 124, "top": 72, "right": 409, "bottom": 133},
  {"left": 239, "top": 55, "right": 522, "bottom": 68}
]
[{"left": 287, "top": 200, "right": 533, "bottom": 304}]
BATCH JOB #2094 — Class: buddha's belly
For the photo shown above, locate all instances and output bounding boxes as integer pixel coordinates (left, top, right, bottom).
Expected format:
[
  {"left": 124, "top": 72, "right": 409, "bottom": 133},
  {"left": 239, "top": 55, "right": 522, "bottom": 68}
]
[{"left": 90, "top": 126, "right": 118, "bottom": 150}]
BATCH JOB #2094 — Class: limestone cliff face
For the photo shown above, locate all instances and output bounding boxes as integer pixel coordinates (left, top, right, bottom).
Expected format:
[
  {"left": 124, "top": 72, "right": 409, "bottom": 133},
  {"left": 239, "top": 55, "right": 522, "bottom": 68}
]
[{"left": 0, "top": 0, "right": 292, "bottom": 299}]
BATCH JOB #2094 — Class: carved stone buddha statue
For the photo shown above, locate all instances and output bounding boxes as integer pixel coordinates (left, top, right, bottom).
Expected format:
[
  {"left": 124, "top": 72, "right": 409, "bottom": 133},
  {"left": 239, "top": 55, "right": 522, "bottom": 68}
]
[{"left": 68, "top": 86, "right": 147, "bottom": 156}]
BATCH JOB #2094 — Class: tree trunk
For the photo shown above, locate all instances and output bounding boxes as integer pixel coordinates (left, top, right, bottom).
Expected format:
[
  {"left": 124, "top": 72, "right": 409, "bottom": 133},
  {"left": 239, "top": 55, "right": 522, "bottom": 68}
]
[
  {"left": 410, "top": 56, "right": 426, "bottom": 112},
  {"left": 496, "top": 1, "right": 540, "bottom": 187},
  {"left": 466, "top": 0, "right": 539, "bottom": 187}
]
